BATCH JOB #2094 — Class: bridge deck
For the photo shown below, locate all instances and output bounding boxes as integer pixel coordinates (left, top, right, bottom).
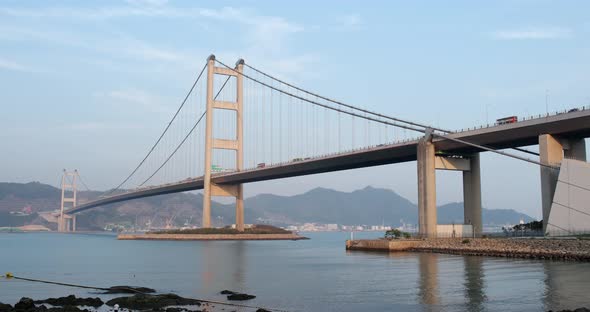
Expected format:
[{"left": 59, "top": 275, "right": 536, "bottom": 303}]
[{"left": 67, "top": 109, "right": 590, "bottom": 214}]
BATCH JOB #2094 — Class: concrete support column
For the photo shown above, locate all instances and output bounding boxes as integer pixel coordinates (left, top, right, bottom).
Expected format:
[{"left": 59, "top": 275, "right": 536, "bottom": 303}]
[
  {"left": 417, "top": 136, "right": 437, "bottom": 238},
  {"left": 236, "top": 185, "right": 244, "bottom": 231},
  {"left": 463, "top": 153, "right": 482, "bottom": 236},
  {"left": 72, "top": 215, "right": 76, "bottom": 232},
  {"left": 539, "top": 134, "right": 564, "bottom": 232}
]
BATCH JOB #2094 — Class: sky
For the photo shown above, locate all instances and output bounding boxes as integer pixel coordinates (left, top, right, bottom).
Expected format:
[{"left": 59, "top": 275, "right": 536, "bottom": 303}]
[{"left": 1, "top": 0, "right": 590, "bottom": 219}]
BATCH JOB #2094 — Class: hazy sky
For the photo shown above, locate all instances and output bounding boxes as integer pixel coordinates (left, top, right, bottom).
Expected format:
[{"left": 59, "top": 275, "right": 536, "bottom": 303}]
[{"left": 1, "top": 0, "right": 590, "bottom": 219}]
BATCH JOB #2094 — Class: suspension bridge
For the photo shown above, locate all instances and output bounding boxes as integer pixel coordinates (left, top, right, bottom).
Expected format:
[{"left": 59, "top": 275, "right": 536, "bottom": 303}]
[{"left": 56, "top": 55, "right": 590, "bottom": 237}]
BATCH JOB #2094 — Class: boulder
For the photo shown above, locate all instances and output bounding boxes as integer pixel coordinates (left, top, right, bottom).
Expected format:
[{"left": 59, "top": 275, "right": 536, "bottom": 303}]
[
  {"left": 14, "top": 298, "right": 35, "bottom": 311},
  {"left": 0, "top": 302, "right": 13, "bottom": 312},
  {"left": 34, "top": 295, "right": 103, "bottom": 307},
  {"left": 46, "top": 306, "right": 89, "bottom": 312},
  {"left": 226, "top": 294, "right": 256, "bottom": 301},
  {"left": 104, "top": 286, "right": 156, "bottom": 294},
  {"left": 106, "top": 294, "right": 201, "bottom": 310}
]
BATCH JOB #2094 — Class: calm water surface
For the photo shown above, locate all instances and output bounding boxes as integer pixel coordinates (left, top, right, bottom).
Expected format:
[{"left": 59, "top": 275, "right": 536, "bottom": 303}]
[{"left": 1, "top": 232, "right": 589, "bottom": 311}]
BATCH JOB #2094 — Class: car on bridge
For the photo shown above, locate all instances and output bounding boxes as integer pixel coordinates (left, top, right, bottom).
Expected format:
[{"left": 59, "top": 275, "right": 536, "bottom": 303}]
[{"left": 257, "top": 163, "right": 266, "bottom": 168}]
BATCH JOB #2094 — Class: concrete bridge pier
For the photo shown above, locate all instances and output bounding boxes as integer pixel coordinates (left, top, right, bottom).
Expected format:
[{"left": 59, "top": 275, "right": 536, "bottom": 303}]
[
  {"left": 463, "top": 154, "right": 482, "bottom": 235},
  {"left": 417, "top": 135, "right": 437, "bottom": 238},
  {"left": 417, "top": 132, "right": 482, "bottom": 238},
  {"left": 539, "top": 134, "right": 586, "bottom": 232}
]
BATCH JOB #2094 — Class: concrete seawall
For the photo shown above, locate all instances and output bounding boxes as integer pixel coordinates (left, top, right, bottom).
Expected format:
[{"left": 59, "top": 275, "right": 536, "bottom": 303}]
[
  {"left": 346, "top": 238, "right": 590, "bottom": 261},
  {"left": 346, "top": 239, "right": 422, "bottom": 251},
  {"left": 118, "top": 233, "right": 308, "bottom": 241}
]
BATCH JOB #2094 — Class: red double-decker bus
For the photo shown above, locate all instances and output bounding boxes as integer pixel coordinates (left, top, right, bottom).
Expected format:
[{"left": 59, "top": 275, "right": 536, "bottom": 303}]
[{"left": 496, "top": 116, "right": 518, "bottom": 125}]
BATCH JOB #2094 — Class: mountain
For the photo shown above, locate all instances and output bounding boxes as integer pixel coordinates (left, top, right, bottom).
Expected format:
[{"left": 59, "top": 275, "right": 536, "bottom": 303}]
[
  {"left": 436, "top": 202, "right": 534, "bottom": 224},
  {"left": 0, "top": 182, "right": 535, "bottom": 230},
  {"left": 242, "top": 186, "right": 417, "bottom": 225}
]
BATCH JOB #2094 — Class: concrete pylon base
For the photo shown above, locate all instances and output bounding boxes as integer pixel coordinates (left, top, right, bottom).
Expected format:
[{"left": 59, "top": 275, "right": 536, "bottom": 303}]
[
  {"left": 463, "top": 154, "right": 482, "bottom": 235},
  {"left": 417, "top": 136, "right": 437, "bottom": 238}
]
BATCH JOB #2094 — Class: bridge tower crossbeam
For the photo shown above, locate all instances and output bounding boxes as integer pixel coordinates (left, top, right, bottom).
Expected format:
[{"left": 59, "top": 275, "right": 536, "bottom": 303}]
[{"left": 202, "top": 55, "right": 245, "bottom": 231}]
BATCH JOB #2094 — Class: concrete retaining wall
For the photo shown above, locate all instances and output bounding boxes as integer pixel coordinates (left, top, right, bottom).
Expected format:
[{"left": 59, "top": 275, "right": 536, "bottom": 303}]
[{"left": 346, "top": 239, "right": 421, "bottom": 251}]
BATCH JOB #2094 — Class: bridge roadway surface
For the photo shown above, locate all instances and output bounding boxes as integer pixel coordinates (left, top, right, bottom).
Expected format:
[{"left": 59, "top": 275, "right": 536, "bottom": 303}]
[{"left": 67, "top": 109, "right": 590, "bottom": 214}]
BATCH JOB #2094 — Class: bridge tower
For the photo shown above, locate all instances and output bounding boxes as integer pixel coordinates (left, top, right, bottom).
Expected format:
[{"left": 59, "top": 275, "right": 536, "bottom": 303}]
[
  {"left": 202, "top": 55, "right": 245, "bottom": 231},
  {"left": 58, "top": 169, "right": 78, "bottom": 232}
]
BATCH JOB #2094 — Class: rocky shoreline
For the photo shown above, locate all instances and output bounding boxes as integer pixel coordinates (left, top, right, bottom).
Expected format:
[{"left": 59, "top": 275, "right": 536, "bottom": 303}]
[
  {"left": 347, "top": 238, "right": 590, "bottom": 261},
  {"left": 413, "top": 238, "right": 590, "bottom": 261},
  {"left": 0, "top": 292, "right": 269, "bottom": 312}
]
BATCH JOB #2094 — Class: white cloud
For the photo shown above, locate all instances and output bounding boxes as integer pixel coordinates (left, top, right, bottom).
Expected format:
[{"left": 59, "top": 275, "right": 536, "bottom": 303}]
[
  {"left": 266, "top": 54, "right": 320, "bottom": 76},
  {"left": 491, "top": 27, "right": 572, "bottom": 40},
  {"left": 96, "top": 89, "right": 173, "bottom": 114},
  {"left": 340, "top": 14, "right": 361, "bottom": 27},
  {"left": 0, "top": 57, "right": 29, "bottom": 72},
  {"left": 125, "top": 0, "right": 169, "bottom": 7},
  {"left": 0, "top": 5, "right": 303, "bottom": 62},
  {"left": 68, "top": 122, "right": 144, "bottom": 132}
]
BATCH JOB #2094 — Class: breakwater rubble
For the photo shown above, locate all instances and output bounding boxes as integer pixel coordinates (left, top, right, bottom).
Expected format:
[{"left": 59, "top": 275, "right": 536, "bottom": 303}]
[
  {"left": 413, "top": 238, "right": 590, "bottom": 261},
  {"left": 347, "top": 238, "right": 590, "bottom": 261}
]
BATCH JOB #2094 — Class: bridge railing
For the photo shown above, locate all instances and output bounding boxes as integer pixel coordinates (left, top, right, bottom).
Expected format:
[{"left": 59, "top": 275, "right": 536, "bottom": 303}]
[{"left": 453, "top": 105, "right": 589, "bottom": 134}]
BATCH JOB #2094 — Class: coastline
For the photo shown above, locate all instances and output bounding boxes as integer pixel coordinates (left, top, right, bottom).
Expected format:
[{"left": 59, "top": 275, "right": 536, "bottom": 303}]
[{"left": 346, "top": 238, "right": 590, "bottom": 261}]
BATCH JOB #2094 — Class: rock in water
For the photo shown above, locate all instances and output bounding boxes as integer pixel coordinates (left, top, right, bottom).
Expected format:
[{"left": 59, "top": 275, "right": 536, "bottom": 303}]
[
  {"left": 46, "top": 306, "right": 89, "bottom": 312},
  {"left": 35, "top": 295, "right": 103, "bottom": 307},
  {"left": 256, "top": 309, "right": 271, "bottom": 312},
  {"left": 227, "top": 293, "right": 256, "bottom": 301},
  {"left": 104, "top": 286, "right": 156, "bottom": 294},
  {"left": 14, "top": 298, "right": 35, "bottom": 311},
  {"left": 0, "top": 302, "right": 13, "bottom": 312},
  {"left": 106, "top": 294, "right": 201, "bottom": 310},
  {"left": 220, "top": 290, "right": 236, "bottom": 295}
]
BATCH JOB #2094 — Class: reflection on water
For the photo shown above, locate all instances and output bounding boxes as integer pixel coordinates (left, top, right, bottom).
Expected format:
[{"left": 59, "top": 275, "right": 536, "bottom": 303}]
[
  {"left": 463, "top": 256, "right": 486, "bottom": 311},
  {"left": 418, "top": 253, "right": 440, "bottom": 305},
  {"left": 199, "top": 241, "right": 246, "bottom": 296},
  {"left": 2, "top": 232, "right": 590, "bottom": 312}
]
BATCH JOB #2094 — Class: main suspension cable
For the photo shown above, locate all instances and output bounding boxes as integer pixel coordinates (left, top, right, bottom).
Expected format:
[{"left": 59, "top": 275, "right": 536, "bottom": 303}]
[
  {"left": 245, "top": 63, "right": 541, "bottom": 157},
  {"left": 244, "top": 62, "right": 450, "bottom": 133},
  {"left": 103, "top": 62, "right": 208, "bottom": 195},
  {"left": 139, "top": 76, "right": 232, "bottom": 187},
  {"left": 221, "top": 59, "right": 553, "bottom": 169},
  {"left": 217, "top": 60, "right": 426, "bottom": 134}
]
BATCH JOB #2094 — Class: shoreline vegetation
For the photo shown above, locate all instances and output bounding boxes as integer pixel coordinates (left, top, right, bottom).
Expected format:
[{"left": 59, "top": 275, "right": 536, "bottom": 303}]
[
  {"left": 148, "top": 224, "right": 292, "bottom": 235},
  {"left": 118, "top": 224, "right": 308, "bottom": 241}
]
